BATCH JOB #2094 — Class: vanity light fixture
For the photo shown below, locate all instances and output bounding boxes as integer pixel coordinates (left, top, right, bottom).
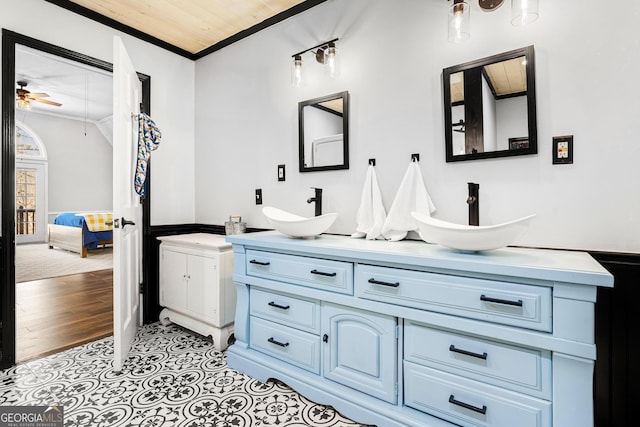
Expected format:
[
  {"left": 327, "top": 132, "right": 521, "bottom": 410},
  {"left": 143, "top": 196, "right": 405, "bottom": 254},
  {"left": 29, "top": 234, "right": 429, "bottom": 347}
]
[
  {"left": 447, "top": 0, "right": 539, "bottom": 42},
  {"left": 291, "top": 38, "right": 339, "bottom": 86},
  {"left": 291, "top": 55, "right": 303, "bottom": 87},
  {"left": 448, "top": 0, "right": 470, "bottom": 43},
  {"left": 511, "top": 0, "right": 539, "bottom": 26}
]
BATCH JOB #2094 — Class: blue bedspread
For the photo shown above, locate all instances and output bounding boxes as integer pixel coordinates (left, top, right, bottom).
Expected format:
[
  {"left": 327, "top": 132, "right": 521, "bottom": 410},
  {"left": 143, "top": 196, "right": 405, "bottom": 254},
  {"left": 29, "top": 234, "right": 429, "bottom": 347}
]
[{"left": 54, "top": 212, "right": 113, "bottom": 250}]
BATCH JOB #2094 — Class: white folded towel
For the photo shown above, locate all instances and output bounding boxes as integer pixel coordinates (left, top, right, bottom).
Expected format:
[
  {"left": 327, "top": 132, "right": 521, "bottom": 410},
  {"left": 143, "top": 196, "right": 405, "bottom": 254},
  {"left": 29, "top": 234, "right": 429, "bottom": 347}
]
[
  {"left": 381, "top": 161, "right": 436, "bottom": 241},
  {"left": 351, "top": 165, "right": 387, "bottom": 240}
]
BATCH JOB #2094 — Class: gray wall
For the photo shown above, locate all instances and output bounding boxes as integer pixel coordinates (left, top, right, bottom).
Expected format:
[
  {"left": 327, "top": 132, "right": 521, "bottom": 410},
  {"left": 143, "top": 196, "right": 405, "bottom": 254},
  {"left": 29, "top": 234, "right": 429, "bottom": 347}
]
[
  {"left": 0, "top": 0, "right": 197, "bottom": 230},
  {"left": 17, "top": 112, "right": 112, "bottom": 217},
  {"left": 193, "top": 0, "right": 640, "bottom": 253}
]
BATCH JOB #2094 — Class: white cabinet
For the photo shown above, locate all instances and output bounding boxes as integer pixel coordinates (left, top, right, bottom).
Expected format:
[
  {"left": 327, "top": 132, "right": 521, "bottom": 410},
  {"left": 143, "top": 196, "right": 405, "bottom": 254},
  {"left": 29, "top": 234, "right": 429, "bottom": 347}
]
[
  {"left": 226, "top": 231, "right": 614, "bottom": 427},
  {"left": 158, "top": 233, "right": 235, "bottom": 351}
]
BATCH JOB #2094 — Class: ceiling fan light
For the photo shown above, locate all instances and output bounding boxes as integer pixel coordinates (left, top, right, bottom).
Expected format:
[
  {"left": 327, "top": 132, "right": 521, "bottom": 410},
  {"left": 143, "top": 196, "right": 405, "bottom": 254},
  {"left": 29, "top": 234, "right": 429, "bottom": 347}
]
[
  {"left": 16, "top": 98, "right": 30, "bottom": 110},
  {"left": 448, "top": 0, "right": 470, "bottom": 43},
  {"left": 511, "top": 0, "right": 539, "bottom": 26}
]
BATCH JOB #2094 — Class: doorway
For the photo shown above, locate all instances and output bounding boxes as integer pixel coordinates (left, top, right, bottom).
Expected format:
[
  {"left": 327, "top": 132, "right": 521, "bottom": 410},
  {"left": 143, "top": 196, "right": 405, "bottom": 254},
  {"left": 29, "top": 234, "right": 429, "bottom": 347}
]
[{"left": 1, "top": 30, "right": 152, "bottom": 369}]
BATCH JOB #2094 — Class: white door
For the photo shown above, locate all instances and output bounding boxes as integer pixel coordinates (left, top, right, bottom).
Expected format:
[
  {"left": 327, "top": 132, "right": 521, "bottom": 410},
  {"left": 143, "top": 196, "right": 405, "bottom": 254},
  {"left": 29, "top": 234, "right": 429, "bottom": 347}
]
[{"left": 113, "top": 36, "right": 142, "bottom": 372}]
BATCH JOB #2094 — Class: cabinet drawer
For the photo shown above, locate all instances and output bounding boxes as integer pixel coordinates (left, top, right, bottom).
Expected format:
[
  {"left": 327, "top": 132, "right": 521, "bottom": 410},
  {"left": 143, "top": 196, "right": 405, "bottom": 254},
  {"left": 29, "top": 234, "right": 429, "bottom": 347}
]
[
  {"left": 250, "top": 288, "right": 320, "bottom": 334},
  {"left": 246, "top": 250, "right": 353, "bottom": 294},
  {"left": 404, "top": 362, "right": 551, "bottom": 427},
  {"left": 405, "top": 320, "right": 551, "bottom": 399},
  {"left": 250, "top": 317, "right": 320, "bottom": 374},
  {"left": 356, "top": 265, "right": 552, "bottom": 332}
]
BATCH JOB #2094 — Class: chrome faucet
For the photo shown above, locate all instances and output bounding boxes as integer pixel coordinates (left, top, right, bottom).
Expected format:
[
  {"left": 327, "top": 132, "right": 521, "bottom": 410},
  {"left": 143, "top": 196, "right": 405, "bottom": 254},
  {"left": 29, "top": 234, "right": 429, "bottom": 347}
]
[
  {"left": 307, "top": 187, "right": 323, "bottom": 217},
  {"left": 467, "top": 182, "right": 479, "bottom": 226}
]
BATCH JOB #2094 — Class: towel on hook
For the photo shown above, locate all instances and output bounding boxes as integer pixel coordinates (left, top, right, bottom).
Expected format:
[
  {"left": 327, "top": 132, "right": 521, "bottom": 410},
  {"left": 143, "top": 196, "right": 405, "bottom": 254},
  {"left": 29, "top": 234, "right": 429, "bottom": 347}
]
[
  {"left": 381, "top": 161, "right": 436, "bottom": 241},
  {"left": 135, "top": 112, "right": 161, "bottom": 196},
  {"left": 351, "top": 165, "right": 387, "bottom": 240}
]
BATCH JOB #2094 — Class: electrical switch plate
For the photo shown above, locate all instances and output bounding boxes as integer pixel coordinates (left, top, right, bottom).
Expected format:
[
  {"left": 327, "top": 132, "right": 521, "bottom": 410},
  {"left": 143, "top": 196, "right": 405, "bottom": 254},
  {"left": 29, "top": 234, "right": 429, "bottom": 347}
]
[
  {"left": 553, "top": 135, "right": 573, "bottom": 164},
  {"left": 255, "top": 188, "right": 263, "bottom": 205},
  {"left": 278, "top": 164, "right": 285, "bottom": 182}
]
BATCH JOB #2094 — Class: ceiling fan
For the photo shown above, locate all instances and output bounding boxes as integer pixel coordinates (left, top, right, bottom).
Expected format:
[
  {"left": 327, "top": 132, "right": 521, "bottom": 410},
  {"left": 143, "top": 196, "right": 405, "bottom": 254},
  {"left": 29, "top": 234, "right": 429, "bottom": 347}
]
[{"left": 16, "top": 80, "right": 62, "bottom": 108}]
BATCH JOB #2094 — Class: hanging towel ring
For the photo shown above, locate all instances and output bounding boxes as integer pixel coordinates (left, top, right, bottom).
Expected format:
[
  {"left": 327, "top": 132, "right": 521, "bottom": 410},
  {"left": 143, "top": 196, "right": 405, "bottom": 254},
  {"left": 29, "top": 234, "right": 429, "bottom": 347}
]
[{"left": 135, "top": 112, "right": 161, "bottom": 196}]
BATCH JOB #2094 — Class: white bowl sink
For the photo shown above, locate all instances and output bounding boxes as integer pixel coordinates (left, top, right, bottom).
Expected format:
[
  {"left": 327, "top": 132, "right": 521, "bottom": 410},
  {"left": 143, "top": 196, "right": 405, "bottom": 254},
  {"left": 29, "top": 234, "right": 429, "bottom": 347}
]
[
  {"left": 263, "top": 207, "right": 338, "bottom": 238},
  {"left": 411, "top": 212, "right": 536, "bottom": 252}
]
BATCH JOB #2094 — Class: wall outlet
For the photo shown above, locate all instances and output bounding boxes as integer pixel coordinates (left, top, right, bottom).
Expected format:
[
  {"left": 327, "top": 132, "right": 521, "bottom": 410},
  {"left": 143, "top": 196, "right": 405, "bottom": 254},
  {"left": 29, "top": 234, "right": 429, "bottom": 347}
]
[
  {"left": 553, "top": 135, "right": 573, "bottom": 164},
  {"left": 255, "top": 188, "right": 263, "bottom": 205},
  {"left": 278, "top": 164, "right": 285, "bottom": 182}
]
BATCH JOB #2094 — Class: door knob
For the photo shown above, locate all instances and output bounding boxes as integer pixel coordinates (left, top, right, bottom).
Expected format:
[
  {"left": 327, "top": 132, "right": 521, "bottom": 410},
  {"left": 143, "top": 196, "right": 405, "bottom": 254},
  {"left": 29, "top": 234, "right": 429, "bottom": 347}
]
[{"left": 121, "top": 217, "right": 136, "bottom": 228}]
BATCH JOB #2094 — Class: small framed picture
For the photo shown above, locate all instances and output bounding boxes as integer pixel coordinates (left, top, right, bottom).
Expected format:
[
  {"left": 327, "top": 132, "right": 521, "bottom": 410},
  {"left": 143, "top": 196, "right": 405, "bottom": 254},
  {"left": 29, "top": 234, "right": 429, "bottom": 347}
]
[
  {"left": 509, "top": 137, "right": 529, "bottom": 150},
  {"left": 553, "top": 135, "right": 573, "bottom": 164}
]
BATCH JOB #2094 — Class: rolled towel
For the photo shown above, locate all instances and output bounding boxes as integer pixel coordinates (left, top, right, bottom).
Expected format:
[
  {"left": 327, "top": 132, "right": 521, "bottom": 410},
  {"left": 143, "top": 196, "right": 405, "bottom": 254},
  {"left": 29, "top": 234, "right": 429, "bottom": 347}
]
[
  {"left": 381, "top": 161, "right": 436, "bottom": 241},
  {"left": 351, "top": 165, "right": 387, "bottom": 240}
]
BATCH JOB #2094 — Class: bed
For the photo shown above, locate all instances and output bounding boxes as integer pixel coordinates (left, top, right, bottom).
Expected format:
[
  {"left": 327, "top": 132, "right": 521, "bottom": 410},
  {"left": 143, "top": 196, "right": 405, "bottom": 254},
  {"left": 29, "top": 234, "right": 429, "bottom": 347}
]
[{"left": 48, "top": 212, "right": 114, "bottom": 258}]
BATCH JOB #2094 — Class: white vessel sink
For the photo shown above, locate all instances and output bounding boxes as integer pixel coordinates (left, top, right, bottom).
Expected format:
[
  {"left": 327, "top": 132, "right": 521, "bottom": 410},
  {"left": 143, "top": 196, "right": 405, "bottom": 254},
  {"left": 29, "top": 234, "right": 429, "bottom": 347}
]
[
  {"left": 411, "top": 212, "right": 536, "bottom": 252},
  {"left": 263, "top": 207, "right": 338, "bottom": 238}
]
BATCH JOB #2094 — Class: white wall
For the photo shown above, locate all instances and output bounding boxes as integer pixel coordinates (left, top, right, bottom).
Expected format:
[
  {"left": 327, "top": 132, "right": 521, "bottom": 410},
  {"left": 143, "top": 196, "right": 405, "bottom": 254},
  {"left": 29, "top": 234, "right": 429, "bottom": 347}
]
[
  {"left": 481, "top": 75, "right": 497, "bottom": 152},
  {"left": 17, "top": 112, "right": 112, "bottom": 215},
  {"left": 194, "top": 0, "right": 640, "bottom": 253},
  {"left": 1, "top": 0, "right": 196, "bottom": 226}
]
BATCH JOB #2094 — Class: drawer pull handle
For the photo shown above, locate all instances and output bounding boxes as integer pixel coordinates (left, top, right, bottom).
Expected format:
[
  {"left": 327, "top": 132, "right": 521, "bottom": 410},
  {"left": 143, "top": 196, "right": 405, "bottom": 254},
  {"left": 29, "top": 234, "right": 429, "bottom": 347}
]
[
  {"left": 267, "top": 337, "right": 289, "bottom": 348},
  {"left": 449, "top": 345, "right": 488, "bottom": 360},
  {"left": 310, "top": 269, "right": 337, "bottom": 277},
  {"left": 250, "top": 260, "right": 271, "bottom": 266},
  {"left": 268, "top": 301, "right": 290, "bottom": 310},
  {"left": 480, "top": 294, "right": 523, "bottom": 307},
  {"left": 449, "top": 395, "right": 487, "bottom": 415},
  {"left": 368, "top": 278, "right": 400, "bottom": 288}
]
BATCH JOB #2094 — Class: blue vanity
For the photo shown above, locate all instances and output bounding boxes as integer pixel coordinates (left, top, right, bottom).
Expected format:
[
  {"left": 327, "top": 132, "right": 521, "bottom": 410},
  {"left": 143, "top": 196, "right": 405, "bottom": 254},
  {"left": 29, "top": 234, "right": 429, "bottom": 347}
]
[{"left": 226, "top": 231, "right": 613, "bottom": 427}]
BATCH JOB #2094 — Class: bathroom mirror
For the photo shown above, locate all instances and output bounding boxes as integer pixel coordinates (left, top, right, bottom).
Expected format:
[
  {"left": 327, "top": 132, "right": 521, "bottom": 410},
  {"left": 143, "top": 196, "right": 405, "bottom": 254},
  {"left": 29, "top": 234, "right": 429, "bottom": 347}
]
[
  {"left": 299, "top": 91, "right": 349, "bottom": 172},
  {"left": 443, "top": 46, "right": 537, "bottom": 162}
]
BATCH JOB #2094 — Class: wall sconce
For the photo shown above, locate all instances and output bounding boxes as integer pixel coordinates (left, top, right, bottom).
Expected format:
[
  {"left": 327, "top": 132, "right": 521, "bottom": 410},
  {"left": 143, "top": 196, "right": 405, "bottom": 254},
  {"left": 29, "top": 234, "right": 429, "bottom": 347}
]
[
  {"left": 448, "top": 0, "right": 539, "bottom": 42},
  {"left": 291, "top": 38, "right": 339, "bottom": 87}
]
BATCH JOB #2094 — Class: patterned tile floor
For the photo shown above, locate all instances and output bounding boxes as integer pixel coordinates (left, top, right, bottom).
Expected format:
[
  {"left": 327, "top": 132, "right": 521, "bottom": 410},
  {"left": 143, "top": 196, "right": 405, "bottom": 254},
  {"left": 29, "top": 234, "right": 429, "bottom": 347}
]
[{"left": 0, "top": 323, "right": 370, "bottom": 426}]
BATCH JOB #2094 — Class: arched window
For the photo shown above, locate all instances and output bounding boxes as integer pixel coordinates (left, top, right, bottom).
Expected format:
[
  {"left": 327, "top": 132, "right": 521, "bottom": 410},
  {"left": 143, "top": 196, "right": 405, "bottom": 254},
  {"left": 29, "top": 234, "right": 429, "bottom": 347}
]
[{"left": 15, "top": 121, "right": 48, "bottom": 243}]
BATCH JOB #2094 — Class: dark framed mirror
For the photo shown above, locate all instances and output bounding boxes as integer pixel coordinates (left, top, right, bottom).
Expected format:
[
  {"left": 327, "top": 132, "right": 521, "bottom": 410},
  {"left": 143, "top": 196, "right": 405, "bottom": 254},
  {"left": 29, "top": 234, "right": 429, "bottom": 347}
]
[
  {"left": 443, "top": 45, "right": 537, "bottom": 162},
  {"left": 299, "top": 91, "right": 349, "bottom": 172}
]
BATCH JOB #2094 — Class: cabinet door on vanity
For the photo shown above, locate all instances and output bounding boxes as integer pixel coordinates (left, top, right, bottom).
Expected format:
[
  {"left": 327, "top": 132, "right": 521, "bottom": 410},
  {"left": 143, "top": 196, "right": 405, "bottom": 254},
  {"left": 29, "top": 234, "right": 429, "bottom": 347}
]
[
  {"left": 160, "top": 248, "right": 188, "bottom": 310},
  {"left": 186, "top": 253, "right": 220, "bottom": 323},
  {"left": 322, "top": 303, "right": 398, "bottom": 404},
  {"left": 160, "top": 247, "right": 221, "bottom": 324}
]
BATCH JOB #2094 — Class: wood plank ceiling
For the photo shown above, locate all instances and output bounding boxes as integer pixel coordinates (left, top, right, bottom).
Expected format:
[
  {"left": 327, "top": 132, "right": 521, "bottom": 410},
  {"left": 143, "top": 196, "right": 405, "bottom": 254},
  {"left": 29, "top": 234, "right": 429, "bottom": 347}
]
[
  {"left": 46, "top": 0, "right": 327, "bottom": 59},
  {"left": 450, "top": 55, "right": 527, "bottom": 103}
]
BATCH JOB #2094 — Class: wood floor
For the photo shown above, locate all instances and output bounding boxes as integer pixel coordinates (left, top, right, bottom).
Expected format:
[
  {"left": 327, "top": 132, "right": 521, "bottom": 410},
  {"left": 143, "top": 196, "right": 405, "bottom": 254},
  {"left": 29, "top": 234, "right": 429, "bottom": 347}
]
[{"left": 16, "top": 269, "right": 113, "bottom": 363}]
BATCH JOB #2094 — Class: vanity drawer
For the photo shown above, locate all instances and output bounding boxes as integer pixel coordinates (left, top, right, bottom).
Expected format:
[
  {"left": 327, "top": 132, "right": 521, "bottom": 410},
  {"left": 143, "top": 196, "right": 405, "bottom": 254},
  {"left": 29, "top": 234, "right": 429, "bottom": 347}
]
[
  {"left": 246, "top": 249, "right": 353, "bottom": 294},
  {"left": 250, "top": 288, "right": 320, "bottom": 334},
  {"left": 356, "top": 265, "right": 552, "bottom": 332},
  {"left": 404, "top": 362, "right": 551, "bottom": 427},
  {"left": 250, "top": 317, "right": 320, "bottom": 374},
  {"left": 404, "top": 320, "right": 551, "bottom": 399}
]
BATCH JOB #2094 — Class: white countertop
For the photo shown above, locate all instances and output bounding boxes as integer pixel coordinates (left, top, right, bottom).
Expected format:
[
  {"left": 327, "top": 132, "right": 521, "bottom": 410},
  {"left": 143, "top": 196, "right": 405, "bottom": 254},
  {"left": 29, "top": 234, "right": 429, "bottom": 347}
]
[
  {"left": 226, "top": 231, "right": 614, "bottom": 287},
  {"left": 158, "top": 233, "right": 231, "bottom": 250}
]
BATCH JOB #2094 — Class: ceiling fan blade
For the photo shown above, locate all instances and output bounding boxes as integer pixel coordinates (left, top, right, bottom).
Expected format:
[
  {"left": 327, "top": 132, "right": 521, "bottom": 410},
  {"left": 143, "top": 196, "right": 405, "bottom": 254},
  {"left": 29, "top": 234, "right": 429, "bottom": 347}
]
[
  {"left": 33, "top": 98, "right": 62, "bottom": 107},
  {"left": 28, "top": 92, "right": 50, "bottom": 99}
]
